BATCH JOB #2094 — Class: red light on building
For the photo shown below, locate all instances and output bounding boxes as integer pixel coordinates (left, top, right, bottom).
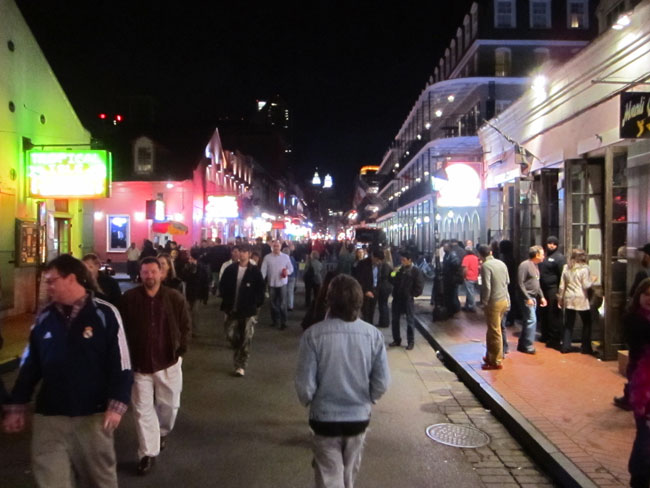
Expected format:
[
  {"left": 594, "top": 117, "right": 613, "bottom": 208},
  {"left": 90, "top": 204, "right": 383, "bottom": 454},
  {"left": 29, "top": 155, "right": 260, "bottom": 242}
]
[
  {"left": 115, "top": 114, "right": 123, "bottom": 122},
  {"left": 99, "top": 113, "right": 106, "bottom": 119}
]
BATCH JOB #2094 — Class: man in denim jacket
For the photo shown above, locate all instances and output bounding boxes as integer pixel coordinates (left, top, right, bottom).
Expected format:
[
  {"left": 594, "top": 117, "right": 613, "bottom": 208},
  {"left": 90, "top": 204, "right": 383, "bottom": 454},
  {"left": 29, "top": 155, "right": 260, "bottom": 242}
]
[{"left": 295, "top": 274, "right": 390, "bottom": 488}]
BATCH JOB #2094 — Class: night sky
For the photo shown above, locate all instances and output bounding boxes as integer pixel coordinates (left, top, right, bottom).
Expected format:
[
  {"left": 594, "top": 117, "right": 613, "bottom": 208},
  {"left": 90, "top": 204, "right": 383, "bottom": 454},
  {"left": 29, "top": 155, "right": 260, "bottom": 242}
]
[{"left": 16, "top": 0, "right": 475, "bottom": 201}]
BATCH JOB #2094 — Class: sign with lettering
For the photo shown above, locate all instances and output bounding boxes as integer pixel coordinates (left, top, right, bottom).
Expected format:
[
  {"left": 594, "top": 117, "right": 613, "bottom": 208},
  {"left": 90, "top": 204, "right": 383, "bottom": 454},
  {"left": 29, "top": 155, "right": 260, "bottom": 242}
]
[
  {"left": 620, "top": 92, "right": 650, "bottom": 139},
  {"left": 27, "top": 150, "right": 111, "bottom": 198}
]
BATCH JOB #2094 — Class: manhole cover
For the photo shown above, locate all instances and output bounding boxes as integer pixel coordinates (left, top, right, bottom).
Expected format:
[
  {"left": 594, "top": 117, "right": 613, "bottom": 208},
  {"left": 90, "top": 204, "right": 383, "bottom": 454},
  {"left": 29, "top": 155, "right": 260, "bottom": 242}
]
[{"left": 426, "top": 423, "right": 490, "bottom": 448}]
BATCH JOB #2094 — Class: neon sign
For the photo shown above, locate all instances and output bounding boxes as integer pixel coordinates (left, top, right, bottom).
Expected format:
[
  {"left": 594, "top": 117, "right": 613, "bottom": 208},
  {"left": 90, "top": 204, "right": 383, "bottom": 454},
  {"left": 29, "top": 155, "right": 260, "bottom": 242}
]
[
  {"left": 27, "top": 150, "right": 110, "bottom": 198},
  {"left": 206, "top": 195, "right": 239, "bottom": 219},
  {"left": 435, "top": 163, "right": 481, "bottom": 207}
]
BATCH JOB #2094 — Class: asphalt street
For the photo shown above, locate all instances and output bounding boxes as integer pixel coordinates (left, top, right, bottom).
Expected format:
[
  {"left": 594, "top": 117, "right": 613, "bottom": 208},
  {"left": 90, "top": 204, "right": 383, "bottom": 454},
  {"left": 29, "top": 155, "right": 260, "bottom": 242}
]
[{"left": 0, "top": 287, "right": 554, "bottom": 487}]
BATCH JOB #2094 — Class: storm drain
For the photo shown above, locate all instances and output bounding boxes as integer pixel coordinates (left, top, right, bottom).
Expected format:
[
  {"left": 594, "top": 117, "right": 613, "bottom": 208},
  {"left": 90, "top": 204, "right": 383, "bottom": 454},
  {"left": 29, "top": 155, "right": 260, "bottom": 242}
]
[{"left": 425, "top": 423, "right": 490, "bottom": 448}]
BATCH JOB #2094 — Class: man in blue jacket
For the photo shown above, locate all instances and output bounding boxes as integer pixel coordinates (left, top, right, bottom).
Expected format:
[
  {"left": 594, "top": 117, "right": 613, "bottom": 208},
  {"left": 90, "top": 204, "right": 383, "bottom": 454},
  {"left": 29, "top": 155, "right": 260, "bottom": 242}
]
[
  {"left": 2, "top": 254, "right": 133, "bottom": 488},
  {"left": 295, "top": 274, "right": 390, "bottom": 488}
]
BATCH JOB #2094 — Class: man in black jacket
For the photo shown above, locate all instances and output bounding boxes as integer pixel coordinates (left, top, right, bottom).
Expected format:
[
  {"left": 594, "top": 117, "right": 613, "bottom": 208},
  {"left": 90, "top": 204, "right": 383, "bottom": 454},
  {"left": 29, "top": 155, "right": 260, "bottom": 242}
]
[
  {"left": 219, "top": 245, "right": 265, "bottom": 377},
  {"left": 538, "top": 236, "right": 566, "bottom": 349},
  {"left": 355, "top": 249, "right": 393, "bottom": 327},
  {"left": 389, "top": 251, "right": 424, "bottom": 350}
]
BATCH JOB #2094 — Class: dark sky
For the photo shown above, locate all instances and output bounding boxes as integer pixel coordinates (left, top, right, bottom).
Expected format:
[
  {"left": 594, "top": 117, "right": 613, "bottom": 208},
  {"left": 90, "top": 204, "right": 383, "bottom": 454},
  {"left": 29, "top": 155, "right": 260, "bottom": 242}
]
[{"left": 16, "top": 0, "right": 475, "bottom": 201}]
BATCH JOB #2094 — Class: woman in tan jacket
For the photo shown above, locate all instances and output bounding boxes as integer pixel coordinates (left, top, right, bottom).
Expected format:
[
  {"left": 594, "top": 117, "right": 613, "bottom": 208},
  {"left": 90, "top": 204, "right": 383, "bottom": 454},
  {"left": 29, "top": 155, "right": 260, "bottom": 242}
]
[{"left": 558, "top": 249, "right": 597, "bottom": 354}]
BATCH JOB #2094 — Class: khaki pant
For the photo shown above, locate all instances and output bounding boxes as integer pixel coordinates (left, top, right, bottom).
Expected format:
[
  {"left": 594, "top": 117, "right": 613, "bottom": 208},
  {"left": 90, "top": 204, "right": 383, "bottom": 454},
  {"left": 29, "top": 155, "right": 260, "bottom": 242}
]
[
  {"left": 485, "top": 300, "right": 509, "bottom": 365},
  {"left": 132, "top": 358, "right": 183, "bottom": 459},
  {"left": 312, "top": 431, "right": 367, "bottom": 488},
  {"left": 225, "top": 314, "right": 256, "bottom": 369},
  {"left": 32, "top": 413, "right": 117, "bottom": 488}
]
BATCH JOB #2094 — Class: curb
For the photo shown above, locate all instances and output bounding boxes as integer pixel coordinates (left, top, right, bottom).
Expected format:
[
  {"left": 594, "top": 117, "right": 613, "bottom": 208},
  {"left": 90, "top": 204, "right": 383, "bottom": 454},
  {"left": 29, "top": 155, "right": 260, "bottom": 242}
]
[{"left": 414, "top": 315, "right": 599, "bottom": 488}]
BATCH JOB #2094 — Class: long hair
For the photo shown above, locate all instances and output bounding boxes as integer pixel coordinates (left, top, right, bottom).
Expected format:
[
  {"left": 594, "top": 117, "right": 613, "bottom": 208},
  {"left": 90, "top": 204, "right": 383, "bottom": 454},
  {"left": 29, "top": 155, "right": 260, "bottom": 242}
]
[
  {"left": 326, "top": 274, "right": 363, "bottom": 322},
  {"left": 629, "top": 277, "right": 650, "bottom": 314},
  {"left": 157, "top": 253, "right": 177, "bottom": 279},
  {"left": 569, "top": 248, "right": 587, "bottom": 269}
]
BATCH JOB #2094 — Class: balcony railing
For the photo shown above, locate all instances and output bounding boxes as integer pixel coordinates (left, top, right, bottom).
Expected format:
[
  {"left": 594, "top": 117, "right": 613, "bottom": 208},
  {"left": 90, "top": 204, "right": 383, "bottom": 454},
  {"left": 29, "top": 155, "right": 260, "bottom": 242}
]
[{"left": 397, "top": 179, "right": 431, "bottom": 208}]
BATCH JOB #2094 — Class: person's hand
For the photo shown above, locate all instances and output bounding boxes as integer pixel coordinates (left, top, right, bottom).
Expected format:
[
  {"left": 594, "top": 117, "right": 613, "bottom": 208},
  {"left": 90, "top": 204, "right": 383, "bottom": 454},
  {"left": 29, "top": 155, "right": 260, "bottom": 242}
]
[
  {"left": 540, "top": 297, "right": 548, "bottom": 307},
  {"left": 526, "top": 299, "right": 534, "bottom": 307},
  {"left": 557, "top": 299, "right": 563, "bottom": 309},
  {"left": 3, "top": 411, "right": 25, "bottom": 433},
  {"left": 365, "top": 291, "right": 374, "bottom": 298},
  {"left": 103, "top": 410, "right": 122, "bottom": 433}
]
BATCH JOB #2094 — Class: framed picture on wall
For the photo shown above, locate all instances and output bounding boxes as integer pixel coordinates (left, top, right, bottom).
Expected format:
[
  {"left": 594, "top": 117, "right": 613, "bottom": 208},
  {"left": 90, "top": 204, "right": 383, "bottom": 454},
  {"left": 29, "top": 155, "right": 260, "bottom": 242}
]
[{"left": 107, "top": 215, "right": 130, "bottom": 252}]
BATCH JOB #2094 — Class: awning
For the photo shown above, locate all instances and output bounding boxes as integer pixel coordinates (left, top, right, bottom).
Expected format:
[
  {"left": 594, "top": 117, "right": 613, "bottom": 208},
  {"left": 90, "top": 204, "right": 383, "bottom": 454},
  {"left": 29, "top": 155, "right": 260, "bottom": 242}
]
[{"left": 151, "top": 221, "right": 188, "bottom": 235}]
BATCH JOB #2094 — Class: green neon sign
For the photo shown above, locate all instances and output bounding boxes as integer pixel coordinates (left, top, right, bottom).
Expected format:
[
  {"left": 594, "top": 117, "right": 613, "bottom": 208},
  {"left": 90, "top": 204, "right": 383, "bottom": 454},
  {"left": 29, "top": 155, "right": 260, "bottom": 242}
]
[{"left": 27, "top": 150, "right": 111, "bottom": 199}]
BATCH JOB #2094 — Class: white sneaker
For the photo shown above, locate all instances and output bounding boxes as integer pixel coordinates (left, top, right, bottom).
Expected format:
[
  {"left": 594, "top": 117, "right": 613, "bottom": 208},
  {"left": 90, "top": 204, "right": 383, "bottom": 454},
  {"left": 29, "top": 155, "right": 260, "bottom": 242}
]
[{"left": 234, "top": 368, "right": 245, "bottom": 377}]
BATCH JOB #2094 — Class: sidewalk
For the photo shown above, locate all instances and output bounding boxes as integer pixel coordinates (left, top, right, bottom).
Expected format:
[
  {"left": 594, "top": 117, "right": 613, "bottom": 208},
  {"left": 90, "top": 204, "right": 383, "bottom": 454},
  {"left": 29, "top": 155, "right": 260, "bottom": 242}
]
[{"left": 413, "top": 298, "right": 634, "bottom": 487}]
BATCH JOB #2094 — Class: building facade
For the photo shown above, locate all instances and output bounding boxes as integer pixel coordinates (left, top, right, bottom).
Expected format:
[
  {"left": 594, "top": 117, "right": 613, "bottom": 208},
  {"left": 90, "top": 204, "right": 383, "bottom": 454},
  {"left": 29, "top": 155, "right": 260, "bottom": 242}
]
[
  {"left": 374, "top": 0, "right": 597, "bottom": 254},
  {"left": 479, "top": 0, "right": 650, "bottom": 358},
  {"left": 1, "top": 0, "right": 95, "bottom": 315}
]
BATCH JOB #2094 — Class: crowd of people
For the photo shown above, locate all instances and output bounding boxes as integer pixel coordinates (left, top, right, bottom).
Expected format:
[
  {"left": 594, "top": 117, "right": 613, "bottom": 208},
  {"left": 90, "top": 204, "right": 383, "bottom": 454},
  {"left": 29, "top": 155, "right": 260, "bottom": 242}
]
[{"left": 1, "top": 232, "right": 650, "bottom": 487}]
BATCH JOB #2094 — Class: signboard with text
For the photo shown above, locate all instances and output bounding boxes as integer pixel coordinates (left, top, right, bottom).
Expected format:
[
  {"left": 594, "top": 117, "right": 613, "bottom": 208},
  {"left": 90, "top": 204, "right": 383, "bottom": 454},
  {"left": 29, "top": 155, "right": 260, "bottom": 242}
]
[
  {"left": 620, "top": 92, "right": 650, "bottom": 139},
  {"left": 27, "top": 150, "right": 111, "bottom": 198}
]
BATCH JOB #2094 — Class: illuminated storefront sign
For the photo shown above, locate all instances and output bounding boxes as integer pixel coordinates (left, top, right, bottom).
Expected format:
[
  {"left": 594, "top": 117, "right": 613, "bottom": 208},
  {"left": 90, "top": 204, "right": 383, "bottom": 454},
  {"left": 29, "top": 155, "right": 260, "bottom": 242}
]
[
  {"left": 27, "top": 150, "right": 110, "bottom": 198},
  {"left": 620, "top": 91, "right": 650, "bottom": 139},
  {"left": 206, "top": 195, "right": 239, "bottom": 219},
  {"left": 434, "top": 163, "right": 481, "bottom": 207}
]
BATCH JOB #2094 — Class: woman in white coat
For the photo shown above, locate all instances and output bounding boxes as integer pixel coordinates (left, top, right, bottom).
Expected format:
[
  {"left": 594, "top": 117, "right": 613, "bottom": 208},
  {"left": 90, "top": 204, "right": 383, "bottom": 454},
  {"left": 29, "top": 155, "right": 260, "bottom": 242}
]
[{"left": 558, "top": 248, "right": 597, "bottom": 354}]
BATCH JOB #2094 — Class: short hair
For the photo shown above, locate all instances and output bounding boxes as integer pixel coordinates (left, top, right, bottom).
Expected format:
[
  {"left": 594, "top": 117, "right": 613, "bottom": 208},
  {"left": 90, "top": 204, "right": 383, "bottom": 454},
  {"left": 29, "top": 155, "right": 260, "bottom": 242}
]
[
  {"left": 140, "top": 256, "right": 161, "bottom": 269},
  {"left": 528, "top": 245, "right": 544, "bottom": 259},
  {"left": 82, "top": 253, "right": 101, "bottom": 266},
  {"left": 45, "top": 254, "right": 90, "bottom": 288},
  {"left": 400, "top": 250, "right": 412, "bottom": 261},
  {"left": 478, "top": 245, "right": 491, "bottom": 259},
  {"left": 190, "top": 248, "right": 202, "bottom": 259},
  {"left": 238, "top": 244, "right": 250, "bottom": 253},
  {"left": 326, "top": 274, "right": 363, "bottom": 322},
  {"left": 372, "top": 249, "right": 385, "bottom": 260}
]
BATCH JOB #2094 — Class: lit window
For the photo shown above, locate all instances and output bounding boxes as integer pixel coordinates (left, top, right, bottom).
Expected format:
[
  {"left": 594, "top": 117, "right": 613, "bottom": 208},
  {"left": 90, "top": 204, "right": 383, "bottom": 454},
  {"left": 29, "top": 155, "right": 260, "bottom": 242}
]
[
  {"left": 534, "top": 47, "right": 550, "bottom": 65},
  {"left": 568, "top": 0, "right": 589, "bottom": 29},
  {"left": 530, "top": 0, "right": 551, "bottom": 28},
  {"left": 495, "top": 48, "right": 511, "bottom": 77},
  {"left": 495, "top": 0, "right": 516, "bottom": 28}
]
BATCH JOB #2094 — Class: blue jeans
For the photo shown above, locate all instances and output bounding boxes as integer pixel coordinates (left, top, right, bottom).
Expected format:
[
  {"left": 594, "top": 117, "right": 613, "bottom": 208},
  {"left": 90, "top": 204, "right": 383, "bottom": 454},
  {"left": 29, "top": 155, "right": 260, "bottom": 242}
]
[
  {"left": 518, "top": 299, "right": 537, "bottom": 350},
  {"left": 391, "top": 298, "right": 415, "bottom": 345},
  {"left": 270, "top": 286, "right": 288, "bottom": 326},
  {"left": 463, "top": 280, "right": 477, "bottom": 310}
]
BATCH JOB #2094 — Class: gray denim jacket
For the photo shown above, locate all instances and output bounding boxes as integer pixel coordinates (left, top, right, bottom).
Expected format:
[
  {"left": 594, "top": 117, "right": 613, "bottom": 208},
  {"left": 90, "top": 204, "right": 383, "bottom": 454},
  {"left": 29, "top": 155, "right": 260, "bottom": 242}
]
[{"left": 295, "top": 317, "right": 390, "bottom": 422}]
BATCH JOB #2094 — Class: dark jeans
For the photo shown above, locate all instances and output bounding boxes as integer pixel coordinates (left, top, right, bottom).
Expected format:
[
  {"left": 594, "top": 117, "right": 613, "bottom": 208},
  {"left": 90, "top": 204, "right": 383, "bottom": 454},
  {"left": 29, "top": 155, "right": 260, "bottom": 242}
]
[
  {"left": 392, "top": 299, "right": 415, "bottom": 345},
  {"left": 540, "top": 287, "right": 561, "bottom": 344},
  {"left": 562, "top": 308, "right": 593, "bottom": 353},
  {"left": 270, "top": 286, "right": 288, "bottom": 326},
  {"left": 630, "top": 415, "right": 650, "bottom": 488},
  {"left": 361, "top": 295, "right": 377, "bottom": 324},
  {"left": 127, "top": 260, "right": 139, "bottom": 281}
]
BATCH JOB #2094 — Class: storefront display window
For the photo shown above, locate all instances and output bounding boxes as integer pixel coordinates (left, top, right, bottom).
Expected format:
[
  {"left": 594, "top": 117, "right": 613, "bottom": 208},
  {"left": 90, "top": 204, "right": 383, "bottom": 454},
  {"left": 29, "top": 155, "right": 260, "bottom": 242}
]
[{"left": 107, "top": 215, "right": 130, "bottom": 252}]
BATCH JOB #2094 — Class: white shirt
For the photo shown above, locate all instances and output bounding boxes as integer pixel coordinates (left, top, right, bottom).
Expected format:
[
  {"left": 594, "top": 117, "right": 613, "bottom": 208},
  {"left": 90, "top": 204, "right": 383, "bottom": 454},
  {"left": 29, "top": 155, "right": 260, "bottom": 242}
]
[
  {"left": 261, "top": 252, "right": 293, "bottom": 288},
  {"left": 126, "top": 247, "right": 141, "bottom": 261}
]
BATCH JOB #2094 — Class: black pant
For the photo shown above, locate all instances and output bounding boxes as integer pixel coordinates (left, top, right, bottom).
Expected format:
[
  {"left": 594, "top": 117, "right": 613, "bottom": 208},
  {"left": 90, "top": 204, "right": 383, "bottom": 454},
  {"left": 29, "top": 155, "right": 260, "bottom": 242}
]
[
  {"left": 540, "top": 287, "right": 561, "bottom": 344},
  {"left": 305, "top": 281, "right": 320, "bottom": 308},
  {"left": 630, "top": 415, "right": 650, "bottom": 488},
  {"left": 377, "top": 291, "right": 390, "bottom": 328},
  {"left": 361, "top": 294, "right": 377, "bottom": 324},
  {"left": 562, "top": 308, "right": 593, "bottom": 353}
]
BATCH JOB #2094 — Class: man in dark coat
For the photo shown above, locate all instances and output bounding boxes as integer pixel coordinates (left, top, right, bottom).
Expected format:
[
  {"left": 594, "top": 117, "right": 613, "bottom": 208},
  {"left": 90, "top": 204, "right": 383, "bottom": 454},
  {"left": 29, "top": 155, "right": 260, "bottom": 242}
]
[
  {"left": 538, "top": 236, "right": 566, "bottom": 349},
  {"left": 355, "top": 249, "right": 393, "bottom": 327},
  {"left": 219, "top": 245, "right": 265, "bottom": 377},
  {"left": 389, "top": 251, "right": 424, "bottom": 350},
  {"left": 442, "top": 240, "right": 464, "bottom": 318}
]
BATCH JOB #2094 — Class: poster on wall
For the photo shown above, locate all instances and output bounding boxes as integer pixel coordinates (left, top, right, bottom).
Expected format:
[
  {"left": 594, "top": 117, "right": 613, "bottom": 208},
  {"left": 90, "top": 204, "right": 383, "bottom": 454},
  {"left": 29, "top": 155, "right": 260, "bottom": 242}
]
[
  {"left": 15, "top": 219, "right": 39, "bottom": 267},
  {"left": 620, "top": 92, "right": 650, "bottom": 139},
  {"left": 107, "top": 215, "right": 130, "bottom": 252}
]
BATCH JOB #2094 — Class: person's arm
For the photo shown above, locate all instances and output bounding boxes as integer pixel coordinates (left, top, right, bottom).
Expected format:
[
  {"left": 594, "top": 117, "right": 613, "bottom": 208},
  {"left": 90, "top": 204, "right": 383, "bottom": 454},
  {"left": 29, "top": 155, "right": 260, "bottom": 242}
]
[
  {"left": 176, "top": 293, "right": 192, "bottom": 356},
  {"left": 254, "top": 268, "right": 265, "bottom": 308},
  {"left": 260, "top": 255, "right": 269, "bottom": 280},
  {"left": 369, "top": 334, "right": 390, "bottom": 402},
  {"left": 517, "top": 262, "right": 531, "bottom": 300},
  {"left": 285, "top": 255, "right": 294, "bottom": 276},
  {"left": 294, "top": 335, "right": 317, "bottom": 406},
  {"left": 103, "top": 305, "right": 133, "bottom": 431},
  {"left": 558, "top": 267, "right": 567, "bottom": 308},
  {"left": 480, "top": 264, "right": 491, "bottom": 306}
]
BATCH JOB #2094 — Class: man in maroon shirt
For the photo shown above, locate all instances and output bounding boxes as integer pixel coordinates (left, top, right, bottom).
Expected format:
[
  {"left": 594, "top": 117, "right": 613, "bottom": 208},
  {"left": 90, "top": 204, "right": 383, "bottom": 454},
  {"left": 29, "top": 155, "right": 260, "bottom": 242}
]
[{"left": 121, "top": 257, "right": 191, "bottom": 476}]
